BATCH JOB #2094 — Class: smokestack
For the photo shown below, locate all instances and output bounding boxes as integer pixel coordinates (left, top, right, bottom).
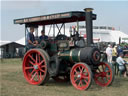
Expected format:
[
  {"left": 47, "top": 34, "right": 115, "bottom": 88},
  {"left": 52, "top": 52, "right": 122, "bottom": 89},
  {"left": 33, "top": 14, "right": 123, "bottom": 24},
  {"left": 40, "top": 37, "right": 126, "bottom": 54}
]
[{"left": 84, "top": 8, "right": 93, "bottom": 46}]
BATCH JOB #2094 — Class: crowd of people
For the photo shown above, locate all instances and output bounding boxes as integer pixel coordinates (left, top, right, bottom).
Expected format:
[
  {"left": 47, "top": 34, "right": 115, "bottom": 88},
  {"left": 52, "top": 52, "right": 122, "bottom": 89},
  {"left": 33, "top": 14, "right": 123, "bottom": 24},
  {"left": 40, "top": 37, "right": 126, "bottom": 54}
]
[{"left": 105, "top": 44, "right": 128, "bottom": 77}]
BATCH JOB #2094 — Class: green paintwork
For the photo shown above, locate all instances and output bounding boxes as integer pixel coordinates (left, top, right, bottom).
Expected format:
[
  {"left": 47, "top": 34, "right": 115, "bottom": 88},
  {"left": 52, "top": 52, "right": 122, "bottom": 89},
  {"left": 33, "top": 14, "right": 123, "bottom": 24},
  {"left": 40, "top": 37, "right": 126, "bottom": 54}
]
[
  {"left": 71, "top": 49, "right": 80, "bottom": 62},
  {"left": 58, "top": 49, "right": 80, "bottom": 62},
  {"left": 58, "top": 50, "right": 70, "bottom": 61},
  {"left": 50, "top": 43, "right": 57, "bottom": 53}
]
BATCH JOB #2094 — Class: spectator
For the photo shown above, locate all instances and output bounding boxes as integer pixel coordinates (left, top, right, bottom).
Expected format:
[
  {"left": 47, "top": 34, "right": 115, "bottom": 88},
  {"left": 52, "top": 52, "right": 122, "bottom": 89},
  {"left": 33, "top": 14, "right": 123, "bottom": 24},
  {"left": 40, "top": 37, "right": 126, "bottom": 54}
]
[
  {"left": 106, "top": 44, "right": 112, "bottom": 64},
  {"left": 112, "top": 45, "right": 118, "bottom": 63},
  {"left": 26, "top": 27, "right": 38, "bottom": 49},
  {"left": 117, "top": 45, "right": 123, "bottom": 57},
  {"left": 116, "top": 52, "right": 127, "bottom": 77}
]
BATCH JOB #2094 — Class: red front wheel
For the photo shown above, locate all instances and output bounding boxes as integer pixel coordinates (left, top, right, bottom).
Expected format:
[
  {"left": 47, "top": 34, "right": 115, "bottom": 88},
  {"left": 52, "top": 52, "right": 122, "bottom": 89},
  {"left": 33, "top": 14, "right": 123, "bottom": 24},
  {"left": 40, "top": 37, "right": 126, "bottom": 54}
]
[
  {"left": 22, "top": 49, "right": 49, "bottom": 85},
  {"left": 70, "top": 63, "right": 92, "bottom": 90},
  {"left": 94, "top": 62, "right": 114, "bottom": 87}
]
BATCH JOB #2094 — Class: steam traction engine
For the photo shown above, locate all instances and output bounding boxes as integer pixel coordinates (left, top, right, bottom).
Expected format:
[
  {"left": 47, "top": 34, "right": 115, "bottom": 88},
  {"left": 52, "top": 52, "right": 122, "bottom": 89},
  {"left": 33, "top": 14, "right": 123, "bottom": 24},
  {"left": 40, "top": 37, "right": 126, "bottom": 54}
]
[{"left": 14, "top": 8, "right": 114, "bottom": 90}]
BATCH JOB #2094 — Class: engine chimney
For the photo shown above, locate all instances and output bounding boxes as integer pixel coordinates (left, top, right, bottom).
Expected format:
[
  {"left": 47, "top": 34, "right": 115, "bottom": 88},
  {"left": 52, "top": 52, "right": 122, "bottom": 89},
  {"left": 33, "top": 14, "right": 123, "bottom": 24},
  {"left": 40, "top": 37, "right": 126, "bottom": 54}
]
[{"left": 84, "top": 8, "right": 93, "bottom": 46}]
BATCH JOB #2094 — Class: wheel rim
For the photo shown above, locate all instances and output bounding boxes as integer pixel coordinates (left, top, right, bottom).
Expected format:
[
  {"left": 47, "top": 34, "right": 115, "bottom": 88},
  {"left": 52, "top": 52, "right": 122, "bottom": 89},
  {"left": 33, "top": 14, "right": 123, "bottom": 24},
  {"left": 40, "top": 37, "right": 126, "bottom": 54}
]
[
  {"left": 23, "top": 49, "right": 47, "bottom": 85},
  {"left": 70, "top": 63, "right": 92, "bottom": 90},
  {"left": 94, "top": 62, "right": 113, "bottom": 87}
]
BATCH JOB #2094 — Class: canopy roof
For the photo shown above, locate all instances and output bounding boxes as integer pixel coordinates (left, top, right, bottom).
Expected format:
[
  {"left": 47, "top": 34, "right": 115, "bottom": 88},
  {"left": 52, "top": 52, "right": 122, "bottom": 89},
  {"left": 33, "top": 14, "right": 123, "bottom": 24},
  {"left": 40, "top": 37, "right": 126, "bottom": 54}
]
[{"left": 14, "top": 11, "right": 96, "bottom": 26}]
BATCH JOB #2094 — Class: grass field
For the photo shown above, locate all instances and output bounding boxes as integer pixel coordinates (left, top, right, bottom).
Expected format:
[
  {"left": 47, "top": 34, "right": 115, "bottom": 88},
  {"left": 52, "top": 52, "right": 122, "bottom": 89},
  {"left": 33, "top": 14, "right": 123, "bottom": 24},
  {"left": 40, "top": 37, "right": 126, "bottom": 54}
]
[{"left": 1, "top": 58, "right": 128, "bottom": 96}]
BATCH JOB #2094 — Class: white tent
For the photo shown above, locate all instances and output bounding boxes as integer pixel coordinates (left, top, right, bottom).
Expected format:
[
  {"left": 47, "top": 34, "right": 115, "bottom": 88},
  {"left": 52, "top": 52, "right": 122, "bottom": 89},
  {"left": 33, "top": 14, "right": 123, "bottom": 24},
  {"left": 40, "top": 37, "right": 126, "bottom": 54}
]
[
  {"left": 80, "top": 26, "right": 128, "bottom": 44},
  {"left": 16, "top": 37, "right": 25, "bottom": 45},
  {"left": 92, "top": 29, "right": 128, "bottom": 44},
  {"left": 109, "top": 30, "right": 128, "bottom": 44}
]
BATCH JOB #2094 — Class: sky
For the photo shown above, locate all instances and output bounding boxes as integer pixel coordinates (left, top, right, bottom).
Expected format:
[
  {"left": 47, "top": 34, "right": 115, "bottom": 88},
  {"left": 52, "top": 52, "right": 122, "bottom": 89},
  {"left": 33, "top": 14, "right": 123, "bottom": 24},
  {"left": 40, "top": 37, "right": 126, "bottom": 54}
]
[{"left": 1, "top": 0, "right": 128, "bottom": 41}]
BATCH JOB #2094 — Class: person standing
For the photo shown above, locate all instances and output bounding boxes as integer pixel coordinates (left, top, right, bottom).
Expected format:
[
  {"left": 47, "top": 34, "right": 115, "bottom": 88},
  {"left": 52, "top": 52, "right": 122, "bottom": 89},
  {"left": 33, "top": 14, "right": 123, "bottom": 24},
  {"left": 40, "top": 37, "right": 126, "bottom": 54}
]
[
  {"left": 106, "top": 44, "right": 112, "bottom": 64},
  {"left": 117, "top": 45, "right": 123, "bottom": 57},
  {"left": 112, "top": 45, "right": 118, "bottom": 63},
  {"left": 26, "top": 27, "right": 38, "bottom": 49}
]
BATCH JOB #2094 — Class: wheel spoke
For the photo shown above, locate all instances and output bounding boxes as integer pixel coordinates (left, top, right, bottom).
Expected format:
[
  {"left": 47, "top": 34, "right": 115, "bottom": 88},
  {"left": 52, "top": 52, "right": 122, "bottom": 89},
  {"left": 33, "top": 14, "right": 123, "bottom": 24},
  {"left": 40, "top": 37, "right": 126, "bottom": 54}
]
[
  {"left": 74, "top": 78, "right": 79, "bottom": 83},
  {"left": 104, "top": 66, "right": 107, "bottom": 71},
  {"left": 106, "top": 70, "right": 110, "bottom": 73},
  {"left": 40, "top": 65, "right": 45, "bottom": 68},
  {"left": 40, "top": 71, "right": 42, "bottom": 80},
  {"left": 95, "top": 72, "right": 101, "bottom": 77},
  {"left": 25, "top": 66, "right": 34, "bottom": 70},
  {"left": 30, "top": 72, "right": 37, "bottom": 81},
  {"left": 74, "top": 74, "right": 78, "bottom": 78},
  {"left": 30, "top": 69, "right": 35, "bottom": 76},
  {"left": 78, "top": 80, "right": 82, "bottom": 87},
  {"left": 28, "top": 55, "right": 36, "bottom": 63},
  {"left": 74, "top": 69, "right": 79, "bottom": 75},
  {"left": 94, "top": 62, "right": 113, "bottom": 87},
  {"left": 84, "top": 79, "right": 88, "bottom": 84},
  {"left": 80, "top": 67, "right": 84, "bottom": 73},
  {"left": 82, "top": 74, "right": 89, "bottom": 79},
  {"left": 39, "top": 60, "right": 45, "bottom": 66},
  {"left": 102, "top": 65, "right": 105, "bottom": 71},
  {"left": 106, "top": 74, "right": 110, "bottom": 78},
  {"left": 23, "top": 49, "right": 49, "bottom": 85},
  {"left": 29, "top": 60, "right": 35, "bottom": 65},
  {"left": 101, "top": 77, "right": 105, "bottom": 84},
  {"left": 36, "top": 72, "right": 40, "bottom": 81},
  {"left": 70, "top": 63, "right": 92, "bottom": 90},
  {"left": 40, "top": 69, "right": 45, "bottom": 73},
  {"left": 80, "top": 80, "right": 84, "bottom": 87},
  {"left": 78, "top": 66, "right": 81, "bottom": 72},
  {"left": 83, "top": 72, "right": 88, "bottom": 75},
  {"left": 105, "top": 75, "right": 110, "bottom": 81},
  {"left": 97, "top": 67, "right": 101, "bottom": 73}
]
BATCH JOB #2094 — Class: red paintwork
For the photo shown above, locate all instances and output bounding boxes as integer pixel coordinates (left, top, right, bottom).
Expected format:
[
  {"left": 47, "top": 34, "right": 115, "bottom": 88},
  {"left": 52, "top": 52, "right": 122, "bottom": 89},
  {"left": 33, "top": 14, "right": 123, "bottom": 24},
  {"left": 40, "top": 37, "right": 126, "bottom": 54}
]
[
  {"left": 94, "top": 62, "right": 113, "bottom": 87},
  {"left": 70, "top": 63, "right": 92, "bottom": 90},
  {"left": 22, "top": 49, "right": 47, "bottom": 85}
]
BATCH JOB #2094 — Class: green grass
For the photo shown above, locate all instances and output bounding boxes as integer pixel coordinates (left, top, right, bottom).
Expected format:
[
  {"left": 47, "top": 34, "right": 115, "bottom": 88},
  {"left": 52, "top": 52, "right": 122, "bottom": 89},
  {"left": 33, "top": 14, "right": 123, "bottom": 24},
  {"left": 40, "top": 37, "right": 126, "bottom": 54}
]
[{"left": 1, "top": 58, "right": 128, "bottom": 96}]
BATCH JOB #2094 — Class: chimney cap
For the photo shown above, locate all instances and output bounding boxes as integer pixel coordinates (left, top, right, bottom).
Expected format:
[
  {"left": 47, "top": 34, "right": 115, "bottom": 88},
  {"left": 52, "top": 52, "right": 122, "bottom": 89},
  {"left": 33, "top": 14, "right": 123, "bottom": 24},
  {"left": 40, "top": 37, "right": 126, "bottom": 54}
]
[{"left": 84, "top": 8, "right": 94, "bottom": 12}]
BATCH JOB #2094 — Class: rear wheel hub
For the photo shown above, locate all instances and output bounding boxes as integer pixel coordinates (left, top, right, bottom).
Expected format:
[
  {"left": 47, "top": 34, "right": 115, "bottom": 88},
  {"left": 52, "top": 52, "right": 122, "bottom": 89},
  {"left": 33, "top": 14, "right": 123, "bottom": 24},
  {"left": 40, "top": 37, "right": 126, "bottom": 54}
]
[{"left": 34, "top": 65, "right": 39, "bottom": 70}]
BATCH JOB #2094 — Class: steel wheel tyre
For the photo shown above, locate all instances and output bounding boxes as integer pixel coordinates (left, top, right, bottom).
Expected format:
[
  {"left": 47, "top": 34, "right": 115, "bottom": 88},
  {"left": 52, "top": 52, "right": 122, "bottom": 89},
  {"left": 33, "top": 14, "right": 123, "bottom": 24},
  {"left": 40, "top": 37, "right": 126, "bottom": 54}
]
[
  {"left": 23, "top": 49, "right": 49, "bottom": 85},
  {"left": 94, "top": 62, "right": 114, "bottom": 87},
  {"left": 70, "top": 63, "right": 92, "bottom": 90}
]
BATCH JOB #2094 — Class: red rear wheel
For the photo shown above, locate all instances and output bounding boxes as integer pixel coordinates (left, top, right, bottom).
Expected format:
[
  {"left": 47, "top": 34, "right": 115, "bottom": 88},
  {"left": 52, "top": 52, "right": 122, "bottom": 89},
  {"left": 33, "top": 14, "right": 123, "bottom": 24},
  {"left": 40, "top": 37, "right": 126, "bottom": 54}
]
[
  {"left": 70, "top": 63, "right": 92, "bottom": 90},
  {"left": 94, "top": 62, "right": 114, "bottom": 87},
  {"left": 23, "top": 49, "right": 49, "bottom": 85}
]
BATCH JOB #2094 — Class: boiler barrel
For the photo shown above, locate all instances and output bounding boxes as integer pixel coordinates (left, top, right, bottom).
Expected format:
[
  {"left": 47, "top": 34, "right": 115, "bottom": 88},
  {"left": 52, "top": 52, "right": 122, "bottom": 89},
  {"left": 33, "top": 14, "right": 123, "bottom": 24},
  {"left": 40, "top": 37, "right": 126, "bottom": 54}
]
[{"left": 58, "top": 47, "right": 101, "bottom": 65}]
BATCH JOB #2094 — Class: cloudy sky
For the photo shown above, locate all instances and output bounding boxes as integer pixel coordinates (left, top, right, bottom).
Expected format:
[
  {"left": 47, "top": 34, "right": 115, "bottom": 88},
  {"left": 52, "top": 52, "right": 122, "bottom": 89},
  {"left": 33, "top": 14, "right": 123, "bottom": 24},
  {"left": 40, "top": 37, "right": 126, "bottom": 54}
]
[{"left": 1, "top": 0, "right": 128, "bottom": 41}]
